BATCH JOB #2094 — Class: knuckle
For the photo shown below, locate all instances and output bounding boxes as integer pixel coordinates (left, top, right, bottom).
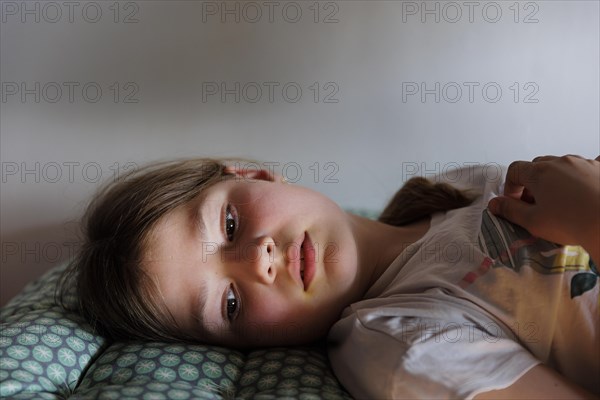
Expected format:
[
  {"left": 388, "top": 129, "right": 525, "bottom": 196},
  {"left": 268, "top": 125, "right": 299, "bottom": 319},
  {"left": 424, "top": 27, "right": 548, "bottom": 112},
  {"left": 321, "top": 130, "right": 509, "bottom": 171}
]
[
  {"left": 532, "top": 155, "right": 551, "bottom": 162},
  {"left": 560, "top": 154, "right": 580, "bottom": 164},
  {"left": 507, "top": 160, "right": 521, "bottom": 171}
]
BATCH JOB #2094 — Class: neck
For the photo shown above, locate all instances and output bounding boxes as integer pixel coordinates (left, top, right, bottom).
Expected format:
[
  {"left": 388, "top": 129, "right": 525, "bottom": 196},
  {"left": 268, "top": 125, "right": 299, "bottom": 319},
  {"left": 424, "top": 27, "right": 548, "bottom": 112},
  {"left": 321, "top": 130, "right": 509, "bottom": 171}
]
[{"left": 347, "top": 213, "right": 431, "bottom": 297}]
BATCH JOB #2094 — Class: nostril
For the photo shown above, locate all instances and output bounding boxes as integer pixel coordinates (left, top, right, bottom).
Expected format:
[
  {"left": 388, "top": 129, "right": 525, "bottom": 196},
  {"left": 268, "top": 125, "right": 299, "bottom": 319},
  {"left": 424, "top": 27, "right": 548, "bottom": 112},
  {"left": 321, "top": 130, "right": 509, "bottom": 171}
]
[{"left": 268, "top": 267, "right": 272, "bottom": 276}]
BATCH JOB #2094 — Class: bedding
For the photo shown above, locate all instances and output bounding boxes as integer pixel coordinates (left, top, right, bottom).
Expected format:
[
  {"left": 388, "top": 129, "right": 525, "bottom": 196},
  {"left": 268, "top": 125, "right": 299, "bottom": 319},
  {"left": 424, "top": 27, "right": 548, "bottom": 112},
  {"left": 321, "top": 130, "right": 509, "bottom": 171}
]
[{"left": 0, "top": 262, "right": 353, "bottom": 399}]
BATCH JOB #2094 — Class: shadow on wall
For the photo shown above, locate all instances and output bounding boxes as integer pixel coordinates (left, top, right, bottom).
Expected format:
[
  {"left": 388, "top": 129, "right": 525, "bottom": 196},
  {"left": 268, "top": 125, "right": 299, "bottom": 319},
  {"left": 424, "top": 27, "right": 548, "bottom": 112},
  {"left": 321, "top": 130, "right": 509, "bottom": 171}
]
[{"left": 0, "top": 222, "right": 80, "bottom": 307}]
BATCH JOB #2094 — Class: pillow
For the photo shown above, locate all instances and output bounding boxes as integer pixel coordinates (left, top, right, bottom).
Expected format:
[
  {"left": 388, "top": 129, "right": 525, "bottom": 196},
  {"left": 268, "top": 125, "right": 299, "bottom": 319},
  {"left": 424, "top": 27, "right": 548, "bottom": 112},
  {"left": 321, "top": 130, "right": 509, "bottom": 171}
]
[{"left": 0, "top": 263, "right": 353, "bottom": 399}]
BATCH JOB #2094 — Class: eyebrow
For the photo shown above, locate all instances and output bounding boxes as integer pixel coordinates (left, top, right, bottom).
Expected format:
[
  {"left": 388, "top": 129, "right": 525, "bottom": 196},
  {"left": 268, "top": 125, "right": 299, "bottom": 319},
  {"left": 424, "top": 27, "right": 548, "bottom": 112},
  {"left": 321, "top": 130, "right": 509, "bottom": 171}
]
[
  {"left": 189, "top": 197, "right": 216, "bottom": 333},
  {"left": 192, "top": 201, "right": 208, "bottom": 242},
  {"left": 193, "top": 279, "right": 209, "bottom": 330},
  {"left": 191, "top": 199, "right": 208, "bottom": 328}
]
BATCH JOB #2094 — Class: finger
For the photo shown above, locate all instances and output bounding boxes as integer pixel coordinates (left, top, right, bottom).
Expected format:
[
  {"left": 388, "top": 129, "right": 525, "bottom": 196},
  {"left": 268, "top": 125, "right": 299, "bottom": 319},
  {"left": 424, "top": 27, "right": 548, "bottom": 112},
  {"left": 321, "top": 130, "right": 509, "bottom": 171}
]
[
  {"left": 532, "top": 155, "right": 558, "bottom": 162},
  {"left": 488, "top": 196, "right": 533, "bottom": 229},
  {"left": 534, "top": 154, "right": 585, "bottom": 162},
  {"left": 563, "top": 154, "right": 585, "bottom": 160},
  {"left": 504, "top": 161, "right": 536, "bottom": 198},
  {"left": 520, "top": 188, "right": 535, "bottom": 204}
]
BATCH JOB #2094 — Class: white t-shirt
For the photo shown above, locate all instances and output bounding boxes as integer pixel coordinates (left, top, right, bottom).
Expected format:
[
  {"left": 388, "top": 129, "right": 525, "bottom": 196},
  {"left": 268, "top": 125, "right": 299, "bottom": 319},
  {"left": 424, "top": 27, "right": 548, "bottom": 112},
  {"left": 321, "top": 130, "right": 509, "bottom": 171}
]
[{"left": 328, "top": 165, "right": 599, "bottom": 399}]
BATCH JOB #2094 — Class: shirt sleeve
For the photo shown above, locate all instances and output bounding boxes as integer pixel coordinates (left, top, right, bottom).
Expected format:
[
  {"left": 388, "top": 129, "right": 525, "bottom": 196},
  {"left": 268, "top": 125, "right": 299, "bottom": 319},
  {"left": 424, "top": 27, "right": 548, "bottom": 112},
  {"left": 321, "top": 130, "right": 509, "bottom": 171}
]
[{"left": 328, "top": 304, "right": 541, "bottom": 400}]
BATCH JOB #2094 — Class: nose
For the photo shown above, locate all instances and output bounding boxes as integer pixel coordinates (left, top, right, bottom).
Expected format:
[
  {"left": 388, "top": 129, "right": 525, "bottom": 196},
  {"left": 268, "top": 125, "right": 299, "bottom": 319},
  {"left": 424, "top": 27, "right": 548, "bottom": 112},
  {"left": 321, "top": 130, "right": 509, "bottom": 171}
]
[{"left": 245, "top": 236, "right": 277, "bottom": 284}]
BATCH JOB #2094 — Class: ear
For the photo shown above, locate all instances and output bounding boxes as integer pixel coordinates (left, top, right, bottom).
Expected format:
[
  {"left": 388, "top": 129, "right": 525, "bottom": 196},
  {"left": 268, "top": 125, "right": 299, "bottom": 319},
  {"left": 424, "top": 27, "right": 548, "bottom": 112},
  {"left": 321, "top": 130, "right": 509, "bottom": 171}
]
[{"left": 224, "top": 165, "right": 287, "bottom": 183}]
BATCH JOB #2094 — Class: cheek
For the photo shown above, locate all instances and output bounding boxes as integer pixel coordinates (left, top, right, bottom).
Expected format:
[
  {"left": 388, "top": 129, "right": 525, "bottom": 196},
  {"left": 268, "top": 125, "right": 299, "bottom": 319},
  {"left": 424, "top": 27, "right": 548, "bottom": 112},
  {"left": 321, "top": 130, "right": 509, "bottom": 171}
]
[
  {"left": 320, "top": 233, "right": 358, "bottom": 281},
  {"left": 242, "top": 293, "right": 324, "bottom": 344},
  {"left": 246, "top": 200, "right": 290, "bottom": 222},
  {"left": 246, "top": 291, "right": 302, "bottom": 325},
  {"left": 244, "top": 186, "right": 323, "bottom": 216}
]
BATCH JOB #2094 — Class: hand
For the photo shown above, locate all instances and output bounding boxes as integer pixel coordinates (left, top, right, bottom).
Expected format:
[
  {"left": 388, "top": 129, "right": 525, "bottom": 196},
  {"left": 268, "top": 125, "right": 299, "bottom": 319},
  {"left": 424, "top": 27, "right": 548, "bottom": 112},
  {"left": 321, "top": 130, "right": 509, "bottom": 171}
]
[{"left": 488, "top": 155, "right": 600, "bottom": 262}]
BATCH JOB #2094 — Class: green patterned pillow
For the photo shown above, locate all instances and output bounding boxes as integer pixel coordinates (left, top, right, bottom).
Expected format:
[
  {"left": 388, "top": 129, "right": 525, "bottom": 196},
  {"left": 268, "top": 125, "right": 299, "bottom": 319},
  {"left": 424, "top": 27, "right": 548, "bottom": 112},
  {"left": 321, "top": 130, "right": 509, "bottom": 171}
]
[{"left": 0, "top": 264, "right": 353, "bottom": 399}]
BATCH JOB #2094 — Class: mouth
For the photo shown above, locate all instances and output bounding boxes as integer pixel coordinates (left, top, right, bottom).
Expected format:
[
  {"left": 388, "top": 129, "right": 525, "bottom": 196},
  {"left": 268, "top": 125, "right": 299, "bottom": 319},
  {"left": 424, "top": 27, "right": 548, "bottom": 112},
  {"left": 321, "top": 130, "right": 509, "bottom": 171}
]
[{"left": 300, "top": 232, "right": 316, "bottom": 291}]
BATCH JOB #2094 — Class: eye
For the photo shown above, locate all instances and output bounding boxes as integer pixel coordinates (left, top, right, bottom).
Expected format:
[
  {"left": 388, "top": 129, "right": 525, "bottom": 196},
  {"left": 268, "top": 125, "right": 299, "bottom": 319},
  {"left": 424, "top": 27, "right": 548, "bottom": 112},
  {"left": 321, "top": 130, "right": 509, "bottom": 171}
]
[
  {"left": 224, "top": 204, "right": 237, "bottom": 242},
  {"left": 225, "top": 284, "right": 239, "bottom": 321}
]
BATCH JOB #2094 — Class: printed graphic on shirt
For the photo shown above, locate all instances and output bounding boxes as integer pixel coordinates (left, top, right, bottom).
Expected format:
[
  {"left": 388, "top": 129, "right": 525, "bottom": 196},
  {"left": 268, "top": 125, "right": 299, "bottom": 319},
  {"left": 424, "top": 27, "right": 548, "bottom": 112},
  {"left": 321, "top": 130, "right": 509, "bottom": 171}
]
[{"left": 458, "top": 209, "right": 598, "bottom": 298}]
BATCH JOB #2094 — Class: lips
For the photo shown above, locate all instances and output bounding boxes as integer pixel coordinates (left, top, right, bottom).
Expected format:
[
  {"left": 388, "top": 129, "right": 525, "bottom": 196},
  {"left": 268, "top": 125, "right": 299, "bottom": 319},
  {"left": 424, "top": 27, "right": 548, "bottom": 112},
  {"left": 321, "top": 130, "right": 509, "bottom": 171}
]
[
  {"left": 287, "top": 232, "right": 316, "bottom": 291},
  {"left": 300, "top": 232, "right": 316, "bottom": 291}
]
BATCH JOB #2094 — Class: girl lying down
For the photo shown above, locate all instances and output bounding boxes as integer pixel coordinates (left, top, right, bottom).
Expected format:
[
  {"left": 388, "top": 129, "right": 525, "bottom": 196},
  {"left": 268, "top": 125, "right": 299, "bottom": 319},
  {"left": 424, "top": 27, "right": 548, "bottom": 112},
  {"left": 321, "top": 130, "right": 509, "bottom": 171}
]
[{"left": 58, "top": 154, "right": 599, "bottom": 399}]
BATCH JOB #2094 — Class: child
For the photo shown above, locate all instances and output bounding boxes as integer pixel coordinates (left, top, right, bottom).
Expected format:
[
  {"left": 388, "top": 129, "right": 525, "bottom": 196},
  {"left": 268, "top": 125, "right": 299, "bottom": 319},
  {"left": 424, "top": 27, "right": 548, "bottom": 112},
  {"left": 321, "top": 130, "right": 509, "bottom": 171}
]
[{"left": 59, "top": 155, "right": 599, "bottom": 399}]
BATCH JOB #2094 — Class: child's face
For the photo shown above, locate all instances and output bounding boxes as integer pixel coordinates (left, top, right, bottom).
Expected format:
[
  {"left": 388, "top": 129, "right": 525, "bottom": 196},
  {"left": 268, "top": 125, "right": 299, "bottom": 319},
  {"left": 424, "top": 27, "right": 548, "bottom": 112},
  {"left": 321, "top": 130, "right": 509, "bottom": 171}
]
[{"left": 144, "top": 175, "right": 362, "bottom": 347}]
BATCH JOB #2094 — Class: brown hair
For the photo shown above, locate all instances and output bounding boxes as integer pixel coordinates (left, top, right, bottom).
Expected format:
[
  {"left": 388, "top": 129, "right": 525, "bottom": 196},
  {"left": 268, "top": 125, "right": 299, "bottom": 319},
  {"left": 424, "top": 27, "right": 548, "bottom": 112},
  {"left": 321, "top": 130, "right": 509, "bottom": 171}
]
[
  {"left": 57, "top": 160, "right": 475, "bottom": 344},
  {"left": 379, "top": 176, "right": 476, "bottom": 226},
  {"left": 57, "top": 158, "right": 234, "bottom": 343}
]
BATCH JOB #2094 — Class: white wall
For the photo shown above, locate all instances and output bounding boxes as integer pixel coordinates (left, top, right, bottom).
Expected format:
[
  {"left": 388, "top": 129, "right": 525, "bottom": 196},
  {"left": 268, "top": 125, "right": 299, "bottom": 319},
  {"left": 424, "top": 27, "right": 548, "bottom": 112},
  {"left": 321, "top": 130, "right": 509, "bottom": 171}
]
[{"left": 1, "top": 0, "right": 598, "bottom": 305}]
